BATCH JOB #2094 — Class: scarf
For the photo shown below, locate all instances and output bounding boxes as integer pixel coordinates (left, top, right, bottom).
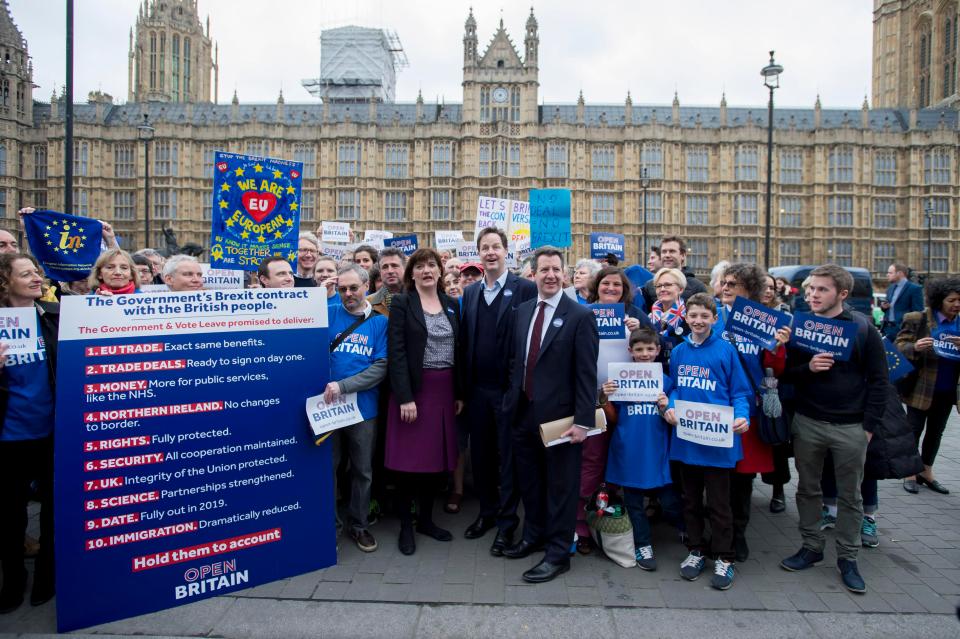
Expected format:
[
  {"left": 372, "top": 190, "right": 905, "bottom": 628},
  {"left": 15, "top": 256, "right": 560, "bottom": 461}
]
[
  {"left": 649, "top": 299, "right": 686, "bottom": 331},
  {"left": 98, "top": 281, "right": 137, "bottom": 295}
]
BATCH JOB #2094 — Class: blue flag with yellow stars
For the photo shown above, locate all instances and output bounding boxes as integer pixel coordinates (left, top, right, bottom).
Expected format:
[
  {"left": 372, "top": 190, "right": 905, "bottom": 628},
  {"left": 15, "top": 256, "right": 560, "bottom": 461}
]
[
  {"left": 22, "top": 209, "right": 103, "bottom": 282},
  {"left": 210, "top": 152, "right": 303, "bottom": 271},
  {"left": 883, "top": 336, "right": 914, "bottom": 383}
]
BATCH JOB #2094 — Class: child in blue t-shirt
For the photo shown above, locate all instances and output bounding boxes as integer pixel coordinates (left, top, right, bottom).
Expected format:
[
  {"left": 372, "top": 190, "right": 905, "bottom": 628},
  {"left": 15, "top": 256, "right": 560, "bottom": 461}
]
[
  {"left": 601, "top": 327, "right": 681, "bottom": 572},
  {"left": 663, "top": 293, "right": 752, "bottom": 591}
]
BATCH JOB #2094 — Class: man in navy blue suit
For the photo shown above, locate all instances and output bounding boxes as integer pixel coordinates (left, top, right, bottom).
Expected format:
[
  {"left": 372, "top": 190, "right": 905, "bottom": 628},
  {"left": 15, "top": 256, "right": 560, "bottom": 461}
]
[
  {"left": 502, "top": 246, "right": 599, "bottom": 583},
  {"left": 459, "top": 227, "right": 537, "bottom": 554},
  {"left": 881, "top": 263, "right": 924, "bottom": 339}
]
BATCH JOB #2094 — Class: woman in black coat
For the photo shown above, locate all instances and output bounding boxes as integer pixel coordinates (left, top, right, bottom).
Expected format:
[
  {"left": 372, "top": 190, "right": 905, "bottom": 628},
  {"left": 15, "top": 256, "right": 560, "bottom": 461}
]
[{"left": 385, "top": 248, "right": 463, "bottom": 555}]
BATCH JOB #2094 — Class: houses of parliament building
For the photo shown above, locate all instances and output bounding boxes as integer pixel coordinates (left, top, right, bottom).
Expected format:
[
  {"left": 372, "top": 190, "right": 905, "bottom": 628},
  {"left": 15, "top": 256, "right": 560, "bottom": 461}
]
[{"left": 0, "top": 0, "right": 958, "bottom": 277}]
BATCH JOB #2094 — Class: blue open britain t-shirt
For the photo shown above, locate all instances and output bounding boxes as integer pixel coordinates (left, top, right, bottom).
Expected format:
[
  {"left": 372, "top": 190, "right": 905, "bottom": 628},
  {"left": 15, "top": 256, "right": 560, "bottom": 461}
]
[
  {"left": 328, "top": 304, "right": 388, "bottom": 421},
  {"left": 1, "top": 330, "right": 54, "bottom": 441}
]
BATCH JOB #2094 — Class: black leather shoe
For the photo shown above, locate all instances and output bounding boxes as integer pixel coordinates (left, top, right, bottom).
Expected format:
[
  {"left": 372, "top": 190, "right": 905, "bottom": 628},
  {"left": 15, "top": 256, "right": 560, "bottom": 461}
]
[
  {"left": 734, "top": 536, "right": 749, "bottom": 563},
  {"left": 903, "top": 478, "right": 919, "bottom": 494},
  {"left": 769, "top": 497, "right": 786, "bottom": 513},
  {"left": 490, "top": 531, "right": 513, "bottom": 557},
  {"left": 503, "top": 539, "right": 543, "bottom": 559},
  {"left": 416, "top": 522, "right": 453, "bottom": 542},
  {"left": 464, "top": 516, "right": 497, "bottom": 539},
  {"left": 522, "top": 559, "right": 569, "bottom": 583},
  {"left": 917, "top": 475, "right": 950, "bottom": 494},
  {"left": 29, "top": 581, "right": 54, "bottom": 607},
  {"left": 398, "top": 523, "right": 416, "bottom": 555}
]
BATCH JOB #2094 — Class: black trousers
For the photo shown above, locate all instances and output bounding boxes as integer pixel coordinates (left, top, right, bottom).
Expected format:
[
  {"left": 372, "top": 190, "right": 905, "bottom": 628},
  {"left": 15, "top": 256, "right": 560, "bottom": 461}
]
[
  {"left": 395, "top": 471, "right": 446, "bottom": 526},
  {"left": 730, "top": 472, "right": 754, "bottom": 542},
  {"left": 679, "top": 463, "right": 734, "bottom": 561},
  {"left": 512, "top": 398, "right": 581, "bottom": 564},
  {"left": 0, "top": 437, "right": 54, "bottom": 591},
  {"left": 907, "top": 391, "right": 957, "bottom": 467},
  {"left": 465, "top": 385, "right": 521, "bottom": 534}
]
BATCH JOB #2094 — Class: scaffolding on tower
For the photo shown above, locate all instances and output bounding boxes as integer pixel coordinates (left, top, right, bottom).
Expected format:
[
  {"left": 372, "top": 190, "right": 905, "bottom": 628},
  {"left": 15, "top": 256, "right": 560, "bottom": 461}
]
[{"left": 301, "top": 26, "right": 408, "bottom": 103}]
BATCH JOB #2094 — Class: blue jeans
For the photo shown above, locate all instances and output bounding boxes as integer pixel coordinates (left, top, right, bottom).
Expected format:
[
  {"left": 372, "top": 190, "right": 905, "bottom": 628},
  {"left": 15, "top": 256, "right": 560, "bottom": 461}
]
[{"left": 622, "top": 484, "right": 683, "bottom": 547}]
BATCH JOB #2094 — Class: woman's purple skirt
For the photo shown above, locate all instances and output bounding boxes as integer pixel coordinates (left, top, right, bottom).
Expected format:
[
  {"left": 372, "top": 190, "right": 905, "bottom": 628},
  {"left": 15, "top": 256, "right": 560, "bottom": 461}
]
[{"left": 385, "top": 368, "right": 458, "bottom": 473}]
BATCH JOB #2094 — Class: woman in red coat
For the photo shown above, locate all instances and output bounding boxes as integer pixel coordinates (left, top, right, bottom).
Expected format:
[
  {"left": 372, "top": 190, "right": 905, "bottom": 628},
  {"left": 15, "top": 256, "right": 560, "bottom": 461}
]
[{"left": 716, "top": 263, "right": 790, "bottom": 562}]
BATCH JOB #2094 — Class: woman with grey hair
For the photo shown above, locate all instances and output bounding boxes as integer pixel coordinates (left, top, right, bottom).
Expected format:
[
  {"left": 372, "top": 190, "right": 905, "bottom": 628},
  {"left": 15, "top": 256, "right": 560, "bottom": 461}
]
[{"left": 565, "top": 259, "right": 601, "bottom": 304}]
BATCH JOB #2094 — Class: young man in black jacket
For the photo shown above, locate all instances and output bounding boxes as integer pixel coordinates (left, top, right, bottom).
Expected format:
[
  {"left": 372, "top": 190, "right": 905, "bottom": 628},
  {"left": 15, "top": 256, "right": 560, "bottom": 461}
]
[{"left": 779, "top": 265, "right": 887, "bottom": 594}]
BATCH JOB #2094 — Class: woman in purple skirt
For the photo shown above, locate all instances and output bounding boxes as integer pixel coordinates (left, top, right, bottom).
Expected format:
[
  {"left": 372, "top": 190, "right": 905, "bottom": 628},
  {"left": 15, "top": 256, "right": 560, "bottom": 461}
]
[{"left": 386, "top": 248, "right": 463, "bottom": 555}]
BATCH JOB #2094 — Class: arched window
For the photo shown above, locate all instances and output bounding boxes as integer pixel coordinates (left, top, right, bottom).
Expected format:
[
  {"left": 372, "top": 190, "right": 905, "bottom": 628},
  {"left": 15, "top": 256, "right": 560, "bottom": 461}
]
[
  {"left": 944, "top": 12, "right": 958, "bottom": 98},
  {"left": 919, "top": 20, "right": 932, "bottom": 107},
  {"left": 149, "top": 31, "right": 157, "bottom": 89},
  {"left": 0, "top": 144, "right": 8, "bottom": 176},
  {"left": 159, "top": 33, "right": 166, "bottom": 91},
  {"left": 184, "top": 38, "right": 191, "bottom": 98},
  {"left": 172, "top": 34, "right": 180, "bottom": 99}
]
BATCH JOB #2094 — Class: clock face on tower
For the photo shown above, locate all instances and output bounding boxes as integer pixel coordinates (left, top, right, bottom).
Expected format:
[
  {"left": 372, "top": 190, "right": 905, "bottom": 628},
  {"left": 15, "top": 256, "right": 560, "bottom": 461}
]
[{"left": 492, "top": 86, "right": 509, "bottom": 103}]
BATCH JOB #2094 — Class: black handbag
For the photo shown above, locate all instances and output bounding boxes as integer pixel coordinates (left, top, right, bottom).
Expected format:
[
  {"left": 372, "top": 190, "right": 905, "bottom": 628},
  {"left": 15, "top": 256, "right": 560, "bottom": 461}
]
[{"left": 728, "top": 339, "right": 791, "bottom": 446}]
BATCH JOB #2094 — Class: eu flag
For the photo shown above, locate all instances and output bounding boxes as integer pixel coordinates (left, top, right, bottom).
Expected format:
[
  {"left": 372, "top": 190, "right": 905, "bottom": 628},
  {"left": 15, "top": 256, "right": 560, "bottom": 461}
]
[
  {"left": 883, "top": 337, "right": 914, "bottom": 383},
  {"left": 23, "top": 209, "right": 103, "bottom": 282}
]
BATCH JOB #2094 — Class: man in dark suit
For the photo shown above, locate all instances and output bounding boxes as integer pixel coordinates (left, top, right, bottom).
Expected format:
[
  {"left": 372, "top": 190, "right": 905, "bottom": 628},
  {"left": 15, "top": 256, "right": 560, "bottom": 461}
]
[
  {"left": 502, "top": 246, "right": 599, "bottom": 583},
  {"left": 881, "top": 263, "right": 924, "bottom": 339},
  {"left": 459, "top": 227, "right": 537, "bottom": 554}
]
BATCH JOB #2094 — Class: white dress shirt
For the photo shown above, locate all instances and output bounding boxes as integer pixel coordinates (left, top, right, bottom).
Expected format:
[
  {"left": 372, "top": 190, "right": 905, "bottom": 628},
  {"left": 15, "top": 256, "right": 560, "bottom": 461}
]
[
  {"left": 524, "top": 289, "right": 564, "bottom": 360},
  {"left": 482, "top": 270, "right": 509, "bottom": 306}
]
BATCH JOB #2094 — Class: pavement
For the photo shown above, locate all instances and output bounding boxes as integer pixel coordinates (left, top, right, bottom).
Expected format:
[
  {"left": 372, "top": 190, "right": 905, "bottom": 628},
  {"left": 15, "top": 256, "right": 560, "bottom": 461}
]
[{"left": 3, "top": 416, "right": 960, "bottom": 638}]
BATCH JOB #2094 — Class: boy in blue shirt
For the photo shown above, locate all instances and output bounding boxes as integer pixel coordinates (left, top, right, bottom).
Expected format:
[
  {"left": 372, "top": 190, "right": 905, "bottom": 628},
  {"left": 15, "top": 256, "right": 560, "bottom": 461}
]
[
  {"left": 601, "top": 327, "right": 681, "bottom": 571},
  {"left": 663, "top": 293, "right": 752, "bottom": 590}
]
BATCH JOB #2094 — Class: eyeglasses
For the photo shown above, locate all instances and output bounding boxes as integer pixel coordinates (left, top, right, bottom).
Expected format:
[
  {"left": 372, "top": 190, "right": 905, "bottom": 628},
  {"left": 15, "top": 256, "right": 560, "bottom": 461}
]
[
  {"left": 719, "top": 280, "right": 739, "bottom": 288},
  {"left": 298, "top": 248, "right": 318, "bottom": 255},
  {"left": 337, "top": 285, "right": 362, "bottom": 294},
  {"left": 654, "top": 283, "right": 678, "bottom": 289}
]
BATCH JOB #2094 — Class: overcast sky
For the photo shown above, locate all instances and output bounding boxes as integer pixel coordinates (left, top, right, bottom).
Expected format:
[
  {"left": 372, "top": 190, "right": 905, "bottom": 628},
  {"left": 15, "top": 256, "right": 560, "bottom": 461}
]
[{"left": 11, "top": 0, "right": 873, "bottom": 109}]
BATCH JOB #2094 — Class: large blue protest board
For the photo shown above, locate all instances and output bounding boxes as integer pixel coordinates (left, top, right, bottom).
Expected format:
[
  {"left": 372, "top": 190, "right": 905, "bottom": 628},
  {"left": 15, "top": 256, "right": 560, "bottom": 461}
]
[
  {"left": 791, "top": 312, "right": 857, "bottom": 361},
  {"left": 22, "top": 209, "right": 103, "bottom": 282},
  {"left": 53, "top": 289, "right": 335, "bottom": 632},
  {"left": 210, "top": 152, "right": 303, "bottom": 271},
  {"left": 590, "top": 233, "right": 625, "bottom": 260},
  {"left": 724, "top": 296, "right": 793, "bottom": 351},
  {"left": 384, "top": 234, "right": 419, "bottom": 256},
  {"left": 530, "top": 189, "right": 572, "bottom": 248}
]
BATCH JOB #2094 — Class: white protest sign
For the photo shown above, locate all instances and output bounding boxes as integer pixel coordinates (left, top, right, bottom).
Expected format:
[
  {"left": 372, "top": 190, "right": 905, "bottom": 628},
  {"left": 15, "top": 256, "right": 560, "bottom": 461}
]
[
  {"left": 363, "top": 230, "right": 393, "bottom": 250},
  {"left": 475, "top": 196, "right": 510, "bottom": 235},
  {"left": 138, "top": 263, "right": 244, "bottom": 293},
  {"left": 456, "top": 241, "right": 479, "bottom": 261},
  {"left": 322, "top": 222, "right": 351, "bottom": 244},
  {"left": 608, "top": 362, "right": 663, "bottom": 402},
  {"left": 508, "top": 199, "right": 531, "bottom": 244},
  {"left": 321, "top": 243, "right": 354, "bottom": 261},
  {"left": 305, "top": 392, "right": 364, "bottom": 440},
  {"left": 0, "top": 307, "right": 40, "bottom": 354},
  {"left": 435, "top": 230, "right": 464, "bottom": 251},
  {"left": 675, "top": 400, "right": 734, "bottom": 448}
]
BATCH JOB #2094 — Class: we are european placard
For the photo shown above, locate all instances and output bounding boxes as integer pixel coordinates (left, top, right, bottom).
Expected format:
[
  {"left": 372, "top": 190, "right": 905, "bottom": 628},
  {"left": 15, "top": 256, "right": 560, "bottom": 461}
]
[{"left": 210, "top": 152, "right": 303, "bottom": 272}]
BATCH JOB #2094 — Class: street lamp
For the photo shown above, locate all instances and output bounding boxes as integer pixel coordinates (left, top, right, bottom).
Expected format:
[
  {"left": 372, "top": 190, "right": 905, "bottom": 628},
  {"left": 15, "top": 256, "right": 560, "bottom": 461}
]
[
  {"left": 137, "top": 114, "right": 155, "bottom": 249},
  {"left": 640, "top": 167, "right": 650, "bottom": 267},
  {"left": 761, "top": 50, "right": 783, "bottom": 269},
  {"left": 924, "top": 198, "right": 934, "bottom": 280}
]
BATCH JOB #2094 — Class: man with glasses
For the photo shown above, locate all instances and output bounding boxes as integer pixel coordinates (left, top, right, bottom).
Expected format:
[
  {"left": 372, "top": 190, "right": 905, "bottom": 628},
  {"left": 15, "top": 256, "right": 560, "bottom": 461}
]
[
  {"left": 295, "top": 232, "right": 320, "bottom": 287},
  {"left": 324, "top": 264, "right": 388, "bottom": 552}
]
